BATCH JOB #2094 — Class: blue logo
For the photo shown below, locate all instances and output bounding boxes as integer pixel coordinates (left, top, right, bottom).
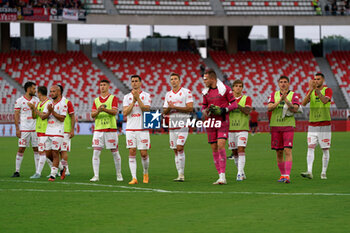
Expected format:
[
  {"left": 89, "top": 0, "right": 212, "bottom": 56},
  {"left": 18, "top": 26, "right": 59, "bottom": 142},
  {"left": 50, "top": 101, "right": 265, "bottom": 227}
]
[{"left": 143, "top": 110, "right": 161, "bottom": 129}]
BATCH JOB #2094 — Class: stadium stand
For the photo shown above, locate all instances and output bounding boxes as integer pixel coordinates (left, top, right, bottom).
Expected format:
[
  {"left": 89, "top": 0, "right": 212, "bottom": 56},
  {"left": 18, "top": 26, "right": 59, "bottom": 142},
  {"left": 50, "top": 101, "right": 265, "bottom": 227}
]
[
  {"left": 326, "top": 51, "right": 350, "bottom": 106},
  {"left": 98, "top": 51, "right": 204, "bottom": 107},
  {"left": 0, "top": 51, "right": 123, "bottom": 113},
  {"left": 0, "top": 77, "right": 21, "bottom": 113},
  {"left": 113, "top": 0, "right": 214, "bottom": 15},
  {"left": 221, "top": 0, "right": 317, "bottom": 15},
  {"left": 84, "top": 0, "right": 107, "bottom": 14},
  {"left": 210, "top": 51, "right": 324, "bottom": 106}
]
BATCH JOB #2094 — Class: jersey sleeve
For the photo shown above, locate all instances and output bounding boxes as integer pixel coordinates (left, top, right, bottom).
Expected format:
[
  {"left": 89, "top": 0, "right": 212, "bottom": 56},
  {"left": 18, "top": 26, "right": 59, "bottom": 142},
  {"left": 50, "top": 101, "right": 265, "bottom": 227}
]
[
  {"left": 245, "top": 96, "right": 252, "bottom": 107},
  {"left": 325, "top": 88, "right": 333, "bottom": 100},
  {"left": 292, "top": 93, "right": 300, "bottom": 105},
  {"left": 163, "top": 93, "right": 169, "bottom": 108},
  {"left": 186, "top": 90, "right": 194, "bottom": 104},
  {"left": 123, "top": 95, "right": 130, "bottom": 107},
  {"left": 14, "top": 98, "right": 21, "bottom": 110},
  {"left": 201, "top": 94, "right": 208, "bottom": 111},
  {"left": 67, "top": 100, "right": 75, "bottom": 114},
  {"left": 43, "top": 101, "right": 50, "bottom": 114},
  {"left": 112, "top": 96, "right": 118, "bottom": 109},
  {"left": 60, "top": 102, "right": 68, "bottom": 116},
  {"left": 226, "top": 86, "right": 235, "bottom": 104},
  {"left": 92, "top": 100, "right": 97, "bottom": 111},
  {"left": 268, "top": 93, "right": 275, "bottom": 103},
  {"left": 145, "top": 93, "right": 152, "bottom": 106}
]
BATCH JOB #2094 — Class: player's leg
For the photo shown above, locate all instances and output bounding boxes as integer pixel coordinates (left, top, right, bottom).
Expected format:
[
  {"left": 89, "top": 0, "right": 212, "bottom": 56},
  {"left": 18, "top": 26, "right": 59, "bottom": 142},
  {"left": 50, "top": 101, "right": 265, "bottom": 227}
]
[
  {"left": 319, "top": 125, "right": 331, "bottom": 179},
  {"left": 169, "top": 130, "right": 180, "bottom": 178},
  {"left": 30, "top": 132, "right": 39, "bottom": 171},
  {"left": 207, "top": 128, "right": 221, "bottom": 182},
  {"left": 30, "top": 136, "right": 48, "bottom": 178},
  {"left": 127, "top": 131, "right": 138, "bottom": 184},
  {"left": 90, "top": 132, "right": 104, "bottom": 182},
  {"left": 282, "top": 130, "right": 294, "bottom": 183},
  {"left": 138, "top": 131, "right": 150, "bottom": 184},
  {"left": 12, "top": 132, "right": 29, "bottom": 177},
  {"left": 48, "top": 137, "right": 63, "bottom": 181},
  {"left": 216, "top": 138, "right": 228, "bottom": 184},
  {"left": 174, "top": 128, "right": 189, "bottom": 181},
  {"left": 236, "top": 131, "right": 248, "bottom": 180},
  {"left": 227, "top": 132, "right": 237, "bottom": 162},
  {"left": 106, "top": 132, "right": 123, "bottom": 182},
  {"left": 301, "top": 127, "right": 318, "bottom": 179},
  {"left": 272, "top": 130, "right": 286, "bottom": 182}
]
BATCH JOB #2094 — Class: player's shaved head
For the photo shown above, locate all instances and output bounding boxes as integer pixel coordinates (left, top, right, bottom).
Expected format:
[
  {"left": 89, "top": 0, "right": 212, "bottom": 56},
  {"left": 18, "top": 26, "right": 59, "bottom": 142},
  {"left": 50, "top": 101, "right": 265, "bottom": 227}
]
[
  {"left": 204, "top": 69, "right": 217, "bottom": 79},
  {"left": 50, "top": 85, "right": 61, "bottom": 100}
]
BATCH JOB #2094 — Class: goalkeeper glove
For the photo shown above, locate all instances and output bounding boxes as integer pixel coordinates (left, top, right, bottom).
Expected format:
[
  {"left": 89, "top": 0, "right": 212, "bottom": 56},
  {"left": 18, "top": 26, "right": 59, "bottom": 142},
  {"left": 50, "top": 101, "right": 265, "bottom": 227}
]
[{"left": 208, "top": 105, "right": 228, "bottom": 116}]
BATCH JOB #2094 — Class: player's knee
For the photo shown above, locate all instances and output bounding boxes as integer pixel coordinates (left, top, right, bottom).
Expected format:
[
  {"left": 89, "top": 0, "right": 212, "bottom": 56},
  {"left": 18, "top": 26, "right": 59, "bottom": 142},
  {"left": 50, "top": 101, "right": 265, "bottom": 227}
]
[
  {"left": 18, "top": 147, "right": 25, "bottom": 153},
  {"left": 140, "top": 151, "right": 148, "bottom": 157},
  {"left": 237, "top": 147, "right": 245, "bottom": 153},
  {"left": 322, "top": 148, "right": 329, "bottom": 151},
  {"left": 129, "top": 150, "right": 136, "bottom": 157},
  {"left": 33, "top": 147, "right": 38, "bottom": 152},
  {"left": 177, "top": 146, "right": 184, "bottom": 153},
  {"left": 308, "top": 144, "right": 316, "bottom": 149},
  {"left": 94, "top": 147, "right": 103, "bottom": 151},
  {"left": 110, "top": 149, "right": 118, "bottom": 153}
]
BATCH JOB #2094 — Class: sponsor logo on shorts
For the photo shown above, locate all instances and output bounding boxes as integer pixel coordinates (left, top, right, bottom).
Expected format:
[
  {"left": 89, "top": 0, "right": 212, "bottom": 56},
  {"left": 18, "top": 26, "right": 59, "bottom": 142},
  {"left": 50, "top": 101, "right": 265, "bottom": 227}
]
[
  {"left": 239, "top": 137, "right": 246, "bottom": 141},
  {"left": 53, "top": 141, "right": 59, "bottom": 145},
  {"left": 179, "top": 136, "right": 185, "bottom": 139},
  {"left": 322, "top": 139, "right": 330, "bottom": 143},
  {"left": 108, "top": 139, "right": 116, "bottom": 143},
  {"left": 63, "top": 142, "right": 67, "bottom": 146},
  {"left": 141, "top": 139, "right": 148, "bottom": 143},
  {"left": 93, "top": 139, "right": 99, "bottom": 145}
]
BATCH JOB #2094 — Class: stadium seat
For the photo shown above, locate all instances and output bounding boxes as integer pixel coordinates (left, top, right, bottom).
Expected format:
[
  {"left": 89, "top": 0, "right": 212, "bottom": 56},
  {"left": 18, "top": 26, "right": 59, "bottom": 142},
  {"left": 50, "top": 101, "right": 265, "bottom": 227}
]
[
  {"left": 221, "top": 0, "right": 317, "bottom": 15},
  {"left": 0, "top": 77, "right": 21, "bottom": 113},
  {"left": 98, "top": 51, "right": 205, "bottom": 108},
  {"left": 326, "top": 51, "right": 350, "bottom": 106},
  {"left": 210, "top": 51, "right": 328, "bottom": 107},
  {"left": 0, "top": 51, "right": 123, "bottom": 116},
  {"left": 114, "top": 0, "right": 214, "bottom": 15}
]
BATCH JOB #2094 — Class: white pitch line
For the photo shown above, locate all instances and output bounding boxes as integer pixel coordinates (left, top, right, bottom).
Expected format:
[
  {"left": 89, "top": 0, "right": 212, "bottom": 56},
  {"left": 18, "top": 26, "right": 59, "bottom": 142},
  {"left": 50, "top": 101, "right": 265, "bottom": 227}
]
[
  {"left": 0, "top": 188, "right": 151, "bottom": 193},
  {"left": 1, "top": 179, "right": 350, "bottom": 196}
]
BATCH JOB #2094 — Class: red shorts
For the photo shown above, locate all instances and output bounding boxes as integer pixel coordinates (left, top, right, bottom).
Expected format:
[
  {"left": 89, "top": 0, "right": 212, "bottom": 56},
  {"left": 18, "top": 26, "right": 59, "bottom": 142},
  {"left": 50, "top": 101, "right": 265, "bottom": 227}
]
[
  {"left": 270, "top": 126, "right": 294, "bottom": 150},
  {"left": 206, "top": 121, "right": 229, "bottom": 143}
]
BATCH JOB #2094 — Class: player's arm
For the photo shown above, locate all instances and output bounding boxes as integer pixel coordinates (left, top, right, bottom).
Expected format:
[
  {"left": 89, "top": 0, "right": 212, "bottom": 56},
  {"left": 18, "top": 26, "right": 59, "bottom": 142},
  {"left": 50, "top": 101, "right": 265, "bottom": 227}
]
[
  {"left": 268, "top": 100, "right": 282, "bottom": 112},
  {"left": 315, "top": 89, "right": 331, "bottom": 104},
  {"left": 301, "top": 91, "right": 312, "bottom": 106},
  {"left": 69, "top": 113, "right": 75, "bottom": 138},
  {"left": 169, "top": 102, "right": 193, "bottom": 113},
  {"left": 91, "top": 101, "right": 101, "bottom": 119},
  {"left": 163, "top": 107, "right": 171, "bottom": 115},
  {"left": 102, "top": 108, "right": 117, "bottom": 116},
  {"left": 123, "top": 100, "right": 135, "bottom": 116},
  {"left": 48, "top": 104, "right": 66, "bottom": 122},
  {"left": 136, "top": 98, "right": 150, "bottom": 112},
  {"left": 14, "top": 109, "right": 21, "bottom": 138},
  {"left": 238, "top": 105, "right": 252, "bottom": 115},
  {"left": 284, "top": 95, "right": 299, "bottom": 113}
]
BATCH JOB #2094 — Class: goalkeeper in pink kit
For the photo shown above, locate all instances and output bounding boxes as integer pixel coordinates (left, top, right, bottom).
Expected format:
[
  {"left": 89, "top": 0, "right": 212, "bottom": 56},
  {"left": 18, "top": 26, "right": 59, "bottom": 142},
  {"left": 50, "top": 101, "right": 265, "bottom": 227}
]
[{"left": 202, "top": 69, "right": 238, "bottom": 184}]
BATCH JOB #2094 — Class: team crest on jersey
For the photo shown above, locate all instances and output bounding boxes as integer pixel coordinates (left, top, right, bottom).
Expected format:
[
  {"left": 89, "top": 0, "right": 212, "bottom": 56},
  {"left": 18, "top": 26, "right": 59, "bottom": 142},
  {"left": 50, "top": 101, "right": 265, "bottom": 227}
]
[
  {"left": 142, "top": 96, "right": 144, "bottom": 100},
  {"left": 179, "top": 92, "right": 182, "bottom": 96}
]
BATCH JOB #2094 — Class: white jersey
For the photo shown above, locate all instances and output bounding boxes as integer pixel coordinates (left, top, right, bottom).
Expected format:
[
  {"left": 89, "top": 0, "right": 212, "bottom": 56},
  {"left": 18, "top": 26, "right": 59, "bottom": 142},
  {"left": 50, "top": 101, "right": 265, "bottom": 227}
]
[
  {"left": 123, "top": 91, "right": 151, "bottom": 130},
  {"left": 163, "top": 87, "right": 193, "bottom": 129},
  {"left": 44, "top": 98, "right": 67, "bottom": 137},
  {"left": 14, "top": 95, "right": 39, "bottom": 131}
]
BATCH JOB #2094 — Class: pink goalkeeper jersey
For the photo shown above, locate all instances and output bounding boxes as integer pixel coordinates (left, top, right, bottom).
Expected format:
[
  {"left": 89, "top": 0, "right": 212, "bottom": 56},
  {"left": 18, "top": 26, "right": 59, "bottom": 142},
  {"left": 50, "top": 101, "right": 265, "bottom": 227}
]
[{"left": 202, "top": 85, "right": 238, "bottom": 122}]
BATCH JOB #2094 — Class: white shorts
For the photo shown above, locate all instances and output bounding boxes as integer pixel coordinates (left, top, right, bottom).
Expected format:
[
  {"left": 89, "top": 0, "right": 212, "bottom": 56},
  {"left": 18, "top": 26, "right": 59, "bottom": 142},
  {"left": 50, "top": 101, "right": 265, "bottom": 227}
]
[
  {"left": 46, "top": 136, "right": 63, "bottom": 151},
  {"left": 307, "top": 125, "right": 332, "bottom": 149},
  {"left": 126, "top": 130, "right": 150, "bottom": 150},
  {"left": 92, "top": 131, "right": 118, "bottom": 149},
  {"left": 18, "top": 131, "right": 38, "bottom": 148},
  {"left": 169, "top": 128, "right": 189, "bottom": 149},
  {"left": 61, "top": 133, "right": 71, "bottom": 152},
  {"left": 38, "top": 136, "right": 49, "bottom": 152},
  {"left": 228, "top": 131, "right": 249, "bottom": 149}
]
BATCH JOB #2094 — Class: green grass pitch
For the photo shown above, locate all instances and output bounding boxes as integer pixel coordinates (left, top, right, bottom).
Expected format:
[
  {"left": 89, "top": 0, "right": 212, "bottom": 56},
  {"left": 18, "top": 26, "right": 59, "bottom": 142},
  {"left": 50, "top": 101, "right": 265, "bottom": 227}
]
[{"left": 0, "top": 132, "right": 349, "bottom": 233}]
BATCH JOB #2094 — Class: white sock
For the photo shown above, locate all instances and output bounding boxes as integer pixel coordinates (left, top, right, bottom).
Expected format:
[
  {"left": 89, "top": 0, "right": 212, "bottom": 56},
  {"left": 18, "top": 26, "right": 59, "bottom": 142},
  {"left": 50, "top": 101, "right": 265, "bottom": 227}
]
[
  {"left": 141, "top": 155, "right": 149, "bottom": 174},
  {"left": 46, "top": 158, "right": 53, "bottom": 169},
  {"left": 220, "top": 173, "right": 226, "bottom": 180},
  {"left": 34, "top": 152, "right": 39, "bottom": 170},
  {"left": 238, "top": 152, "right": 246, "bottom": 174},
  {"left": 322, "top": 149, "right": 330, "bottom": 174},
  {"left": 129, "top": 156, "right": 137, "bottom": 179},
  {"left": 58, "top": 161, "right": 63, "bottom": 170},
  {"left": 174, "top": 153, "right": 180, "bottom": 174},
  {"left": 66, "top": 165, "right": 70, "bottom": 174},
  {"left": 92, "top": 149, "right": 101, "bottom": 177},
  {"left": 61, "top": 159, "right": 68, "bottom": 167},
  {"left": 112, "top": 150, "right": 122, "bottom": 175},
  {"left": 307, "top": 147, "right": 315, "bottom": 173},
  {"left": 50, "top": 167, "right": 58, "bottom": 177},
  {"left": 36, "top": 153, "right": 46, "bottom": 175},
  {"left": 233, "top": 156, "right": 238, "bottom": 168},
  {"left": 177, "top": 151, "right": 185, "bottom": 175},
  {"left": 15, "top": 152, "right": 24, "bottom": 172}
]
